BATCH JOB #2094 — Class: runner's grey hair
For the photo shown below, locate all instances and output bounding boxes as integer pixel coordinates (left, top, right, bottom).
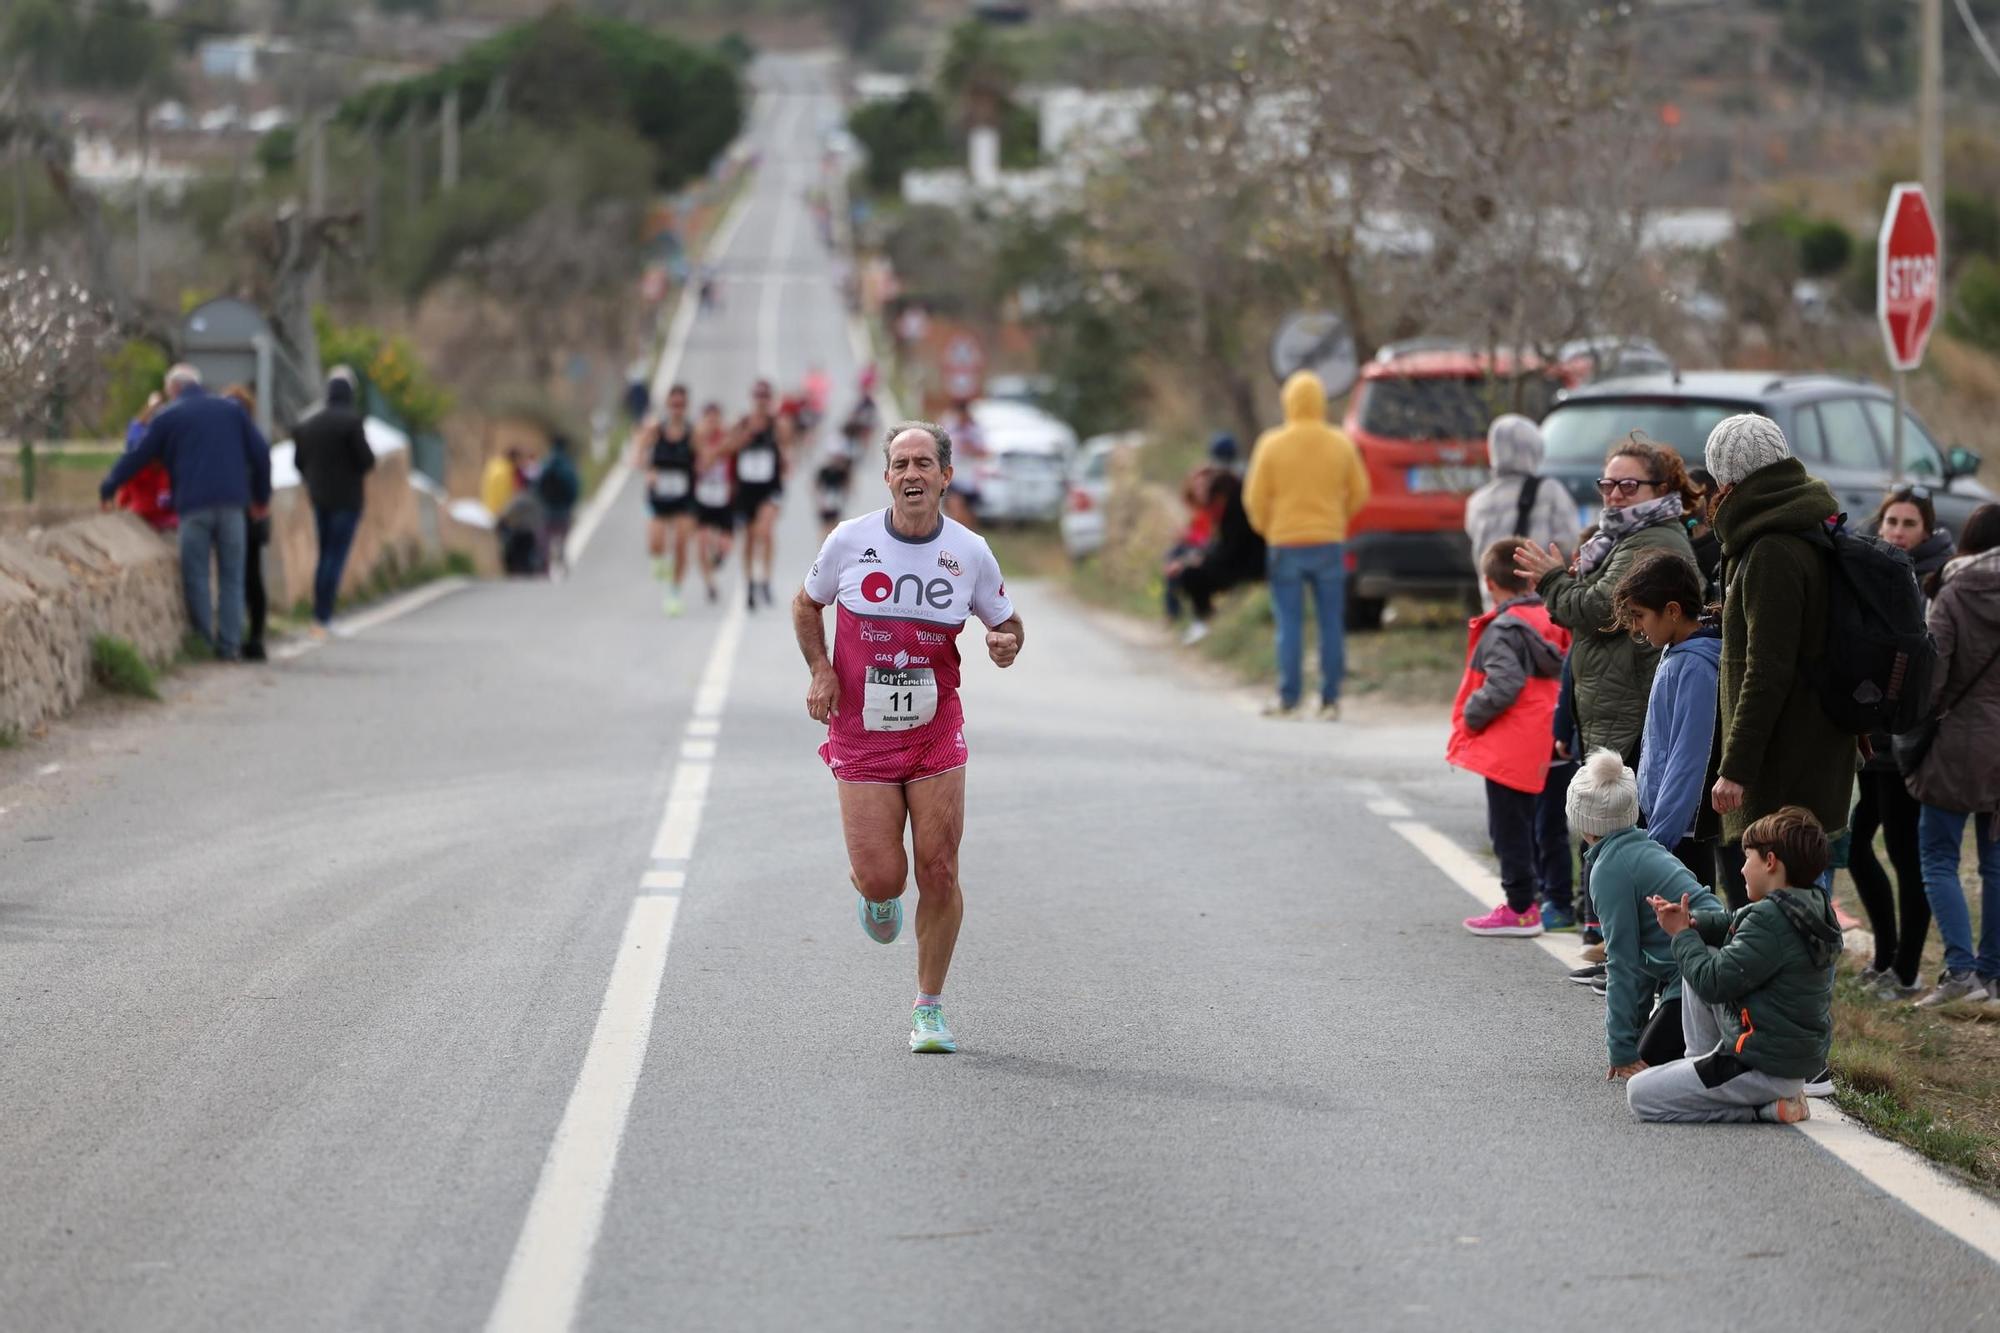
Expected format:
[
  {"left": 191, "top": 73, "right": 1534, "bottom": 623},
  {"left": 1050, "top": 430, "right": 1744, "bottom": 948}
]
[{"left": 883, "top": 420, "right": 952, "bottom": 471}]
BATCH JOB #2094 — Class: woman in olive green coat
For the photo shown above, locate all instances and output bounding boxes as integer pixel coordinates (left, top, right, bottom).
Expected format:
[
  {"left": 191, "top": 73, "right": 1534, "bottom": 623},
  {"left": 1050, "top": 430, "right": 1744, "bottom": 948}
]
[{"left": 1516, "top": 435, "right": 1701, "bottom": 764}]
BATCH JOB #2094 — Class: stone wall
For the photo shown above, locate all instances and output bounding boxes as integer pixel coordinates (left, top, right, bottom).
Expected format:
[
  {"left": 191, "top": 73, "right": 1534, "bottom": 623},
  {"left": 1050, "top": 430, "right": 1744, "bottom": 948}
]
[{"left": 0, "top": 514, "right": 186, "bottom": 739}]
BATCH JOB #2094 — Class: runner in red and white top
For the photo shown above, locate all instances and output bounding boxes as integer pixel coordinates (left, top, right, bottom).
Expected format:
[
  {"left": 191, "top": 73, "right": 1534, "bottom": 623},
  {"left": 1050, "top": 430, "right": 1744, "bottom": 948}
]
[{"left": 792, "top": 421, "right": 1024, "bottom": 1054}]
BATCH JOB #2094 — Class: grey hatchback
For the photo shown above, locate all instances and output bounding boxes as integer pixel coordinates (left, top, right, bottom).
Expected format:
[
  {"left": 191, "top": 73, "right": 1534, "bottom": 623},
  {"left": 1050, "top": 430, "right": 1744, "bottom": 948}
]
[{"left": 1538, "top": 371, "right": 1993, "bottom": 535}]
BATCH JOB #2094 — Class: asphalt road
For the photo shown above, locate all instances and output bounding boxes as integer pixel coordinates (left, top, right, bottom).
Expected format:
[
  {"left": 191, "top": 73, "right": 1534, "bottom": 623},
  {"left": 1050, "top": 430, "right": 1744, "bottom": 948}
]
[{"left": 3, "top": 56, "right": 1997, "bottom": 1333}]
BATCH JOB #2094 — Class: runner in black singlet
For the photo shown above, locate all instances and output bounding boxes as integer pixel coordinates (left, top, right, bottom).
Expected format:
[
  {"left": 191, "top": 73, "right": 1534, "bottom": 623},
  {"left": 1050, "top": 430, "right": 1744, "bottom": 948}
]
[
  {"left": 636, "top": 383, "right": 696, "bottom": 616},
  {"left": 731, "top": 379, "right": 791, "bottom": 611}
]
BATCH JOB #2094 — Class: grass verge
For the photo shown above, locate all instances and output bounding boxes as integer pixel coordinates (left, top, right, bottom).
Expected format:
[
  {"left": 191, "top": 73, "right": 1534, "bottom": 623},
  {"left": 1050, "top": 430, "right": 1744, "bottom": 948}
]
[
  {"left": 1827, "top": 876, "right": 2000, "bottom": 1193},
  {"left": 89, "top": 635, "right": 161, "bottom": 700}
]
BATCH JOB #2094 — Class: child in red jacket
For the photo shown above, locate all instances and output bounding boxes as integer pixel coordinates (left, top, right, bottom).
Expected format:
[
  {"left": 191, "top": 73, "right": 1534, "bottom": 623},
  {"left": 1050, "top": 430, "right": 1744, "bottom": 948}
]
[{"left": 1449, "top": 538, "right": 1574, "bottom": 937}]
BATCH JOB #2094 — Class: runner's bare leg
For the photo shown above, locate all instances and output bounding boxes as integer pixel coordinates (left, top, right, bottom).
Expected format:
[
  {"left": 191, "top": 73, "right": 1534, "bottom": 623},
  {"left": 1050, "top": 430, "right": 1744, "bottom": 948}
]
[
  {"left": 838, "top": 780, "right": 909, "bottom": 902},
  {"left": 905, "top": 768, "right": 966, "bottom": 996}
]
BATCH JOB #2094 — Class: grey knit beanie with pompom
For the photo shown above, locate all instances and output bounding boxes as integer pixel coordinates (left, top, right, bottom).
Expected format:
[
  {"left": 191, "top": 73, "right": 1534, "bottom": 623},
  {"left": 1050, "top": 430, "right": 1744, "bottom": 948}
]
[
  {"left": 1566, "top": 748, "right": 1639, "bottom": 838},
  {"left": 1704, "top": 413, "right": 1790, "bottom": 487}
]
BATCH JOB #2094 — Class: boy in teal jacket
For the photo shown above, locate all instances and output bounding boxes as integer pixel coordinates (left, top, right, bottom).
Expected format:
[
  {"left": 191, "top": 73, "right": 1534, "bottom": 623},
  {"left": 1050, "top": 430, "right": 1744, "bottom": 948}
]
[
  {"left": 1627, "top": 807, "right": 1842, "bottom": 1124},
  {"left": 1565, "top": 749, "right": 1727, "bottom": 1081}
]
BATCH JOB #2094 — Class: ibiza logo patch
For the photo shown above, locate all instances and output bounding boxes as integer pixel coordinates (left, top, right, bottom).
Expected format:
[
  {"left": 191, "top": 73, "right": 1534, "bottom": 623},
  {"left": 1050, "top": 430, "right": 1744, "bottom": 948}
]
[{"left": 938, "top": 551, "right": 963, "bottom": 577}]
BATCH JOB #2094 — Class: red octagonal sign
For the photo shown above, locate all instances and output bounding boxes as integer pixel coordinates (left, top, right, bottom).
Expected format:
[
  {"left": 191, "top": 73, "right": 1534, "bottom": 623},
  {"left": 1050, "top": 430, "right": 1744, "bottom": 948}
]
[{"left": 1878, "top": 183, "right": 1941, "bottom": 372}]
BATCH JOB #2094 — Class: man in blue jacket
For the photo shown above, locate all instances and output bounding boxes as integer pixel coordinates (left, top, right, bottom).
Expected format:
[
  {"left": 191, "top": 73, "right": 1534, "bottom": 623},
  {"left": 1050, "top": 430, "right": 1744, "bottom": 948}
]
[{"left": 101, "top": 364, "right": 273, "bottom": 660}]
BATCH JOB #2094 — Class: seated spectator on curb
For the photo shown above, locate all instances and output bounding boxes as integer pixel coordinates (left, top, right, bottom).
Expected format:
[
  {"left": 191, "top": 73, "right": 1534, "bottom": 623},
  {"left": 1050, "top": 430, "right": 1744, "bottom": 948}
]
[
  {"left": 1626, "top": 807, "right": 1840, "bottom": 1125},
  {"left": 1465, "top": 414, "right": 1581, "bottom": 612},
  {"left": 1563, "top": 749, "right": 1726, "bottom": 1081},
  {"left": 1613, "top": 551, "right": 1722, "bottom": 888},
  {"left": 1169, "top": 434, "right": 1265, "bottom": 646},
  {"left": 1451, "top": 538, "right": 1573, "bottom": 938}
]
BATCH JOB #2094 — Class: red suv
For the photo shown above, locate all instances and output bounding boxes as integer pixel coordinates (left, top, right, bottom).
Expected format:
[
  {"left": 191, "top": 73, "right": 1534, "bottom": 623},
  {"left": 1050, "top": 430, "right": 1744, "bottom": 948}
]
[{"left": 1339, "top": 345, "right": 1574, "bottom": 629}]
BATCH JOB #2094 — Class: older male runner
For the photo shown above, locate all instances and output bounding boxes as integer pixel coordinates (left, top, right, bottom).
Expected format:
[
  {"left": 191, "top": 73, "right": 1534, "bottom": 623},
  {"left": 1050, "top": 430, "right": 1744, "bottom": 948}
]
[{"left": 792, "top": 421, "right": 1024, "bottom": 1053}]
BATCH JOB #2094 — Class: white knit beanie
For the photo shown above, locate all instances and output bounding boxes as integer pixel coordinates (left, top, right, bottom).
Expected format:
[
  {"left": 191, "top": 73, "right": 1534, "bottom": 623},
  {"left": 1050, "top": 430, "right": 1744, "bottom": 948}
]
[
  {"left": 1566, "top": 748, "right": 1639, "bottom": 838},
  {"left": 1704, "top": 413, "right": 1790, "bottom": 487}
]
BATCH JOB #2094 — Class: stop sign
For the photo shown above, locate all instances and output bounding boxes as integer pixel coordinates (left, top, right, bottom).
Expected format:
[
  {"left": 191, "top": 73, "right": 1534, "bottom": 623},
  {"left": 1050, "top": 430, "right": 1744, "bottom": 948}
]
[{"left": 1878, "top": 183, "right": 1941, "bottom": 372}]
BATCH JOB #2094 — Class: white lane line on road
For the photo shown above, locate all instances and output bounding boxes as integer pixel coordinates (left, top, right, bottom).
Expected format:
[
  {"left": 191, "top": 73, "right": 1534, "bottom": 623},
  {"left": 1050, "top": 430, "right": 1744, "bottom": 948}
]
[
  {"left": 687, "top": 717, "right": 721, "bottom": 738},
  {"left": 650, "top": 761, "right": 711, "bottom": 862},
  {"left": 270, "top": 577, "right": 473, "bottom": 661},
  {"left": 486, "top": 591, "right": 750, "bottom": 1331},
  {"left": 692, "top": 602, "right": 747, "bottom": 719},
  {"left": 1794, "top": 1109, "right": 2000, "bottom": 1263},
  {"left": 1384, "top": 812, "right": 2000, "bottom": 1264},
  {"left": 758, "top": 187, "right": 797, "bottom": 378},
  {"left": 681, "top": 738, "right": 716, "bottom": 760},
  {"left": 1367, "top": 798, "right": 1413, "bottom": 818},
  {"left": 483, "top": 895, "right": 681, "bottom": 1333},
  {"left": 1388, "top": 820, "right": 1586, "bottom": 970}
]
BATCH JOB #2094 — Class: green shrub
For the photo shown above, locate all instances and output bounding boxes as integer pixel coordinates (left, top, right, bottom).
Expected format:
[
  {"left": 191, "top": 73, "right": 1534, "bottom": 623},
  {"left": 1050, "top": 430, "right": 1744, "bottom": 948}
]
[
  {"left": 96, "top": 339, "right": 171, "bottom": 437},
  {"left": 1948, "top": 254, "right": 2000, "bottom": 351},
  {"left": 90, "top": 635, "right": 159, "bottom": 699},
  {"left": 849, "top": 92, "right": 955, "bottom": 195}
]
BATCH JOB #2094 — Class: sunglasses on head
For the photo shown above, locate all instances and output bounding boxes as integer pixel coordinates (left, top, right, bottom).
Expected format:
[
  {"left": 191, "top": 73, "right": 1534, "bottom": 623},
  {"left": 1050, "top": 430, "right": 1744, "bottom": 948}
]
[
  {"left": 1893, "top": 484, "right": 1933, "bottom": 501},
  {"left": 1596, "top": 477, "right": 1661, "bottom": 498}
]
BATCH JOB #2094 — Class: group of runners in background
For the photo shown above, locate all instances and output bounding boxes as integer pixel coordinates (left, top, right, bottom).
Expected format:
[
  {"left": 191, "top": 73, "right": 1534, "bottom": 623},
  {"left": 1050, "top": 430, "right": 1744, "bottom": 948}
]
[{"left": 630, "top": 368, "right": 880, "bottom": 614}]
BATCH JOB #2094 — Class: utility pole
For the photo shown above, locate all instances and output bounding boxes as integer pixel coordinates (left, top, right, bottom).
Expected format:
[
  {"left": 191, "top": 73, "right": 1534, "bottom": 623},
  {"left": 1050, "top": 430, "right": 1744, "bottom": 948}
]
[
  {"left": 306, "top": 110, "right": 328, "bottom": 310},
  {"left": 440, "top": 87, "right": 460, "bottom": 192},
  {"left": 1921, "top": 0, "right": 1945, "bottom": 224},
  {"left": 364, "top": 112, "right": 382, "bottom": 258},
  {"left": 134, "top": 100, "right": 150, "bottom": 295},
  {"left": 405, "top": 107, "right": 424, "bottom": 220}
]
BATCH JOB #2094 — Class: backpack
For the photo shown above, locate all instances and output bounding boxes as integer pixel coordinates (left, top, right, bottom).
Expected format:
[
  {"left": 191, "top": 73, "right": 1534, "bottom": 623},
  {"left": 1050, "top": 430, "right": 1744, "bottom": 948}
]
[
  {"left": 1800, "top": 517, "right": 1937, "bottom": 735},
  {"left": 537, "top": 455, "right": 580, "bottom": 511},
  {"left": 1512, "top": 475, "right": 1542, "bottom": 538}
]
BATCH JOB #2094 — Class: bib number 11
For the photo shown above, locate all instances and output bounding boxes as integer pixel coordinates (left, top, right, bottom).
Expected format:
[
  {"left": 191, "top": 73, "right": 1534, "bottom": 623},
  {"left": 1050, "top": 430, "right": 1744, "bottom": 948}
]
[{"left": 863, "top": 668, "right": 938, "bottom": 732}]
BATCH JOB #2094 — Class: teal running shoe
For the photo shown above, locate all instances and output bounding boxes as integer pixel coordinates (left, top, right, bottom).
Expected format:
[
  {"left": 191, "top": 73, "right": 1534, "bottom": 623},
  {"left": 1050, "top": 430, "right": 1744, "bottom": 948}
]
[
  {"left": 858, "top": 895, "right": 902, "bottom": 945},
  {"left": 910, "top": 1003, "right": 956, "bottom": 1053}
]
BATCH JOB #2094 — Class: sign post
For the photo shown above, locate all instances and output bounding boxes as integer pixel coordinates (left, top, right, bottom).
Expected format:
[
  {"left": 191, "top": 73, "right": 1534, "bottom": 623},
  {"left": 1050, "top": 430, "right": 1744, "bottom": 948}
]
[{"left": 1876, "top": 183, "right": 1942, "bottom": 479}]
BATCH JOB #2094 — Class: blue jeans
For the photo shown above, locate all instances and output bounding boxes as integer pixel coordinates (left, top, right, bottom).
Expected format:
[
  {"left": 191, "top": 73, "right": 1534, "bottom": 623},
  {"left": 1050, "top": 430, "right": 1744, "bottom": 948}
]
[
  {"left": 179, "top": 506, "right": 246, "bottom": 658},
  {"left": 1918, "top": 806, "right": 2000, "bottom": 979},
  {"left": 1268, "top": 542, "right": 1346, "bottom": 706},
  {"left": 313, "top": 507, "right": 363, "bottom": 626}
]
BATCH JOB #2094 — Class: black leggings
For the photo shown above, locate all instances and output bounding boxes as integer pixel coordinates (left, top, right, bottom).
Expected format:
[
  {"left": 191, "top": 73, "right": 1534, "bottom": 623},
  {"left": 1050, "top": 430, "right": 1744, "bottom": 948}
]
[
  {"left": 1638, "top": 996, "right": 1684, "bottom": 1067},
  {"left": 1848, "top": 769, "right": 1931, "bottom": 985}
]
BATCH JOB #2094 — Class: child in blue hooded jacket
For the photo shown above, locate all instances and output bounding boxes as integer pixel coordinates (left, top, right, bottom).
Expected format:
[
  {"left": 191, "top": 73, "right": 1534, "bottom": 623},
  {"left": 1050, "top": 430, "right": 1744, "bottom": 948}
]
[{"left": 1614, "top": 551, "right": 1721, "bottom": 889}]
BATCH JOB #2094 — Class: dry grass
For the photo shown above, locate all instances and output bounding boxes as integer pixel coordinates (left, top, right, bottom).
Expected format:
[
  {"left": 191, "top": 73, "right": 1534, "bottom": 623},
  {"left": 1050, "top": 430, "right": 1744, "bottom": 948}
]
[{"left": 1829, "top": 851, "right": 2000, "bottom": 1192}]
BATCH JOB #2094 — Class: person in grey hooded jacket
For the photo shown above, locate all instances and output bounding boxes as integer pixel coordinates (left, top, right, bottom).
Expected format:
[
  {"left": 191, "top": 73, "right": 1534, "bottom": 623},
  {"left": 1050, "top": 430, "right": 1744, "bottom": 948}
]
[{"left": 1465, "top": 414, "right": 1581, "bottom": 610}]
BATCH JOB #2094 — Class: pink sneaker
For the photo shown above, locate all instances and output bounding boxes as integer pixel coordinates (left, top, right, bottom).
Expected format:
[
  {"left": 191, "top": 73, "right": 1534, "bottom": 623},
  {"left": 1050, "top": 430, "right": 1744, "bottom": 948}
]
[{"left": 1463, "top": 902, "right": 1544, "bottom": 937}]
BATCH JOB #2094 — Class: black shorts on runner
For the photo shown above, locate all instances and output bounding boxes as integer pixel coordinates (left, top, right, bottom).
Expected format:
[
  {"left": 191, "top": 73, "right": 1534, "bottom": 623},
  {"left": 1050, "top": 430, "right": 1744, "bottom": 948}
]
[
  {"left": 648, "top": 496, "right": 693, "bottom": 520},
  {"left": 696, "top": 503, "right": 736, "bottom": 532},
  {"left": 736, "top": 482, "right": 781, "bottom": 521}
]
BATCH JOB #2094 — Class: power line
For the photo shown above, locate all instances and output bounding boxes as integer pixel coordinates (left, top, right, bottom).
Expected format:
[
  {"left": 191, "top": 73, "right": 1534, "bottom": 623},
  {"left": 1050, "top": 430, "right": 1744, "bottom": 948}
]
[{"left": 1954, "top": 0, "right": 2000, "bottom": 83}]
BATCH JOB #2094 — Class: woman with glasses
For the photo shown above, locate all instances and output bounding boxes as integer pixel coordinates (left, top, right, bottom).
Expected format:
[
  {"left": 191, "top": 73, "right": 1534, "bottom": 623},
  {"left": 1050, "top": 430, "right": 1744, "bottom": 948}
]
[
  {"left": 1517, "top": 434, "right": 1702, "bottom": 939},
  {"left": 1849, "top": 487, "right": 1956, "bottom": 996}
]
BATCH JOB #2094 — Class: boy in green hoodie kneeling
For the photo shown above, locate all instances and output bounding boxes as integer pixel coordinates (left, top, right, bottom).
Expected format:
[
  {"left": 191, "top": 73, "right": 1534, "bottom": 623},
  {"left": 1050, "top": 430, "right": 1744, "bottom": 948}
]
[{"left": 1627, "top": 807, "right": 1842, "bottom": 1124}]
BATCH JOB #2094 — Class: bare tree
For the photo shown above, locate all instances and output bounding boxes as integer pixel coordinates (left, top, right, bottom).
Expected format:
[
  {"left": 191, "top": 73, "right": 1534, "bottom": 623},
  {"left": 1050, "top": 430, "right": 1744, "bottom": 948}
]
[{"left": 0, "top": 265, "right": 113, "bottom": 498}]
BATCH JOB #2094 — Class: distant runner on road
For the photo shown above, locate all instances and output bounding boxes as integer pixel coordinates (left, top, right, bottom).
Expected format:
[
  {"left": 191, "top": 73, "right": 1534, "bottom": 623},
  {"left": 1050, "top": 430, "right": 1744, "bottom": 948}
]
[
  {"left": 791, "top": 421, "right": 1024, "bottom": 1054},
  {"left": 636, "top": 384, "right": 697, "bottom": 616},
  {"left": 732, "top": 379, "right": 792, "bottom": 611}
]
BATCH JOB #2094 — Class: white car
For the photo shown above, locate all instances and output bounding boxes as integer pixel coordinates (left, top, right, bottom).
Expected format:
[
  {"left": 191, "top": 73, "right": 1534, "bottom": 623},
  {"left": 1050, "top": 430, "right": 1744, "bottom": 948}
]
[
  {"left": 963, "top": 400, "right": 1078, "bottom": 524},
  {"left": 1060, "top": 432, "right": 1145, "bottom": 559}
]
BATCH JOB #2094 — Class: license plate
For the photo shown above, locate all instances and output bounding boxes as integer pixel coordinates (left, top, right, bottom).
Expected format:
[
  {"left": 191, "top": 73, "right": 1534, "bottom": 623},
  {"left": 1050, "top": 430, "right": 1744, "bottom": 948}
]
[{"left": 1406, "top": 465, "right": 1489, "bottom": 494}]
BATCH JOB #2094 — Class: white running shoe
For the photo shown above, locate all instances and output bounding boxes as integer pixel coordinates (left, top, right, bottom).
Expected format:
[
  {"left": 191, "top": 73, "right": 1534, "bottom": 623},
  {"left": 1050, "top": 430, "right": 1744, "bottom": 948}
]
[
  {"left": 1181, "top": 620, "right": 1210, "bottom": 646},
  {"left": 910, "top": 1003, "right": 956, "bottom": 1053},
  {"left": 857, "top": 895, "right": 902, "bottom": 945}
]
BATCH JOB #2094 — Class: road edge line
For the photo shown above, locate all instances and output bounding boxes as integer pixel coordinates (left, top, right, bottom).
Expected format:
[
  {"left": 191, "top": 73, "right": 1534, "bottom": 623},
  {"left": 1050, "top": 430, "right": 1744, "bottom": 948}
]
[{"left": 1383, "top": 810, "right": 2000, "bottom": 1263}]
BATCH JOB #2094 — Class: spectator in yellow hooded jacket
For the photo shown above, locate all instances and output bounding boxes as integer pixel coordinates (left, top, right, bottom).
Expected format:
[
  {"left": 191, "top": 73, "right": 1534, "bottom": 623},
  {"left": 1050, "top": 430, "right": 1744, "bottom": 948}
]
[{"left": 1243, "top": 371, "right": 1371, "bottom": 719}]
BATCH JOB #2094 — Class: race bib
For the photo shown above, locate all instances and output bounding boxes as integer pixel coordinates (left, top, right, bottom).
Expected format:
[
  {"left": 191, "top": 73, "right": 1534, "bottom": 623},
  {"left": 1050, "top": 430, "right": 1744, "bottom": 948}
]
[
  {"left": 737, "top": 450, "right": 778, "bottom": 484},
  {"left": 695, "top": 473, "right": 731, "bottom": 507},
  {"left": 650, "top": 470, "right": 690, "bottom": 500},
  {"left": 863, "top": 667, "right": 938, "bottom": 732}
]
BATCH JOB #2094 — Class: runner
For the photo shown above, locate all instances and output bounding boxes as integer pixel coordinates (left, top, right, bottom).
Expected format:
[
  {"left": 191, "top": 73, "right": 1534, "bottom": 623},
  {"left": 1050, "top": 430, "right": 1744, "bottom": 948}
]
[
  {"left": 692, "top": 402, "right": 736, "bottom": 605},
  {"left": 941, "top": 398, "right": 985, "bottom": 530},
  {"left": 731, "top": 379, "right": 792, "bottom": 611},
  {"left": 635, "top": 385, "right": 697, "bottom": 615},
  {"left": 792, "top": 420, "right": 1025, "bottom": 1054},
  {"left": 813, "top": 373, "right": 880, "bottom": 537}
]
